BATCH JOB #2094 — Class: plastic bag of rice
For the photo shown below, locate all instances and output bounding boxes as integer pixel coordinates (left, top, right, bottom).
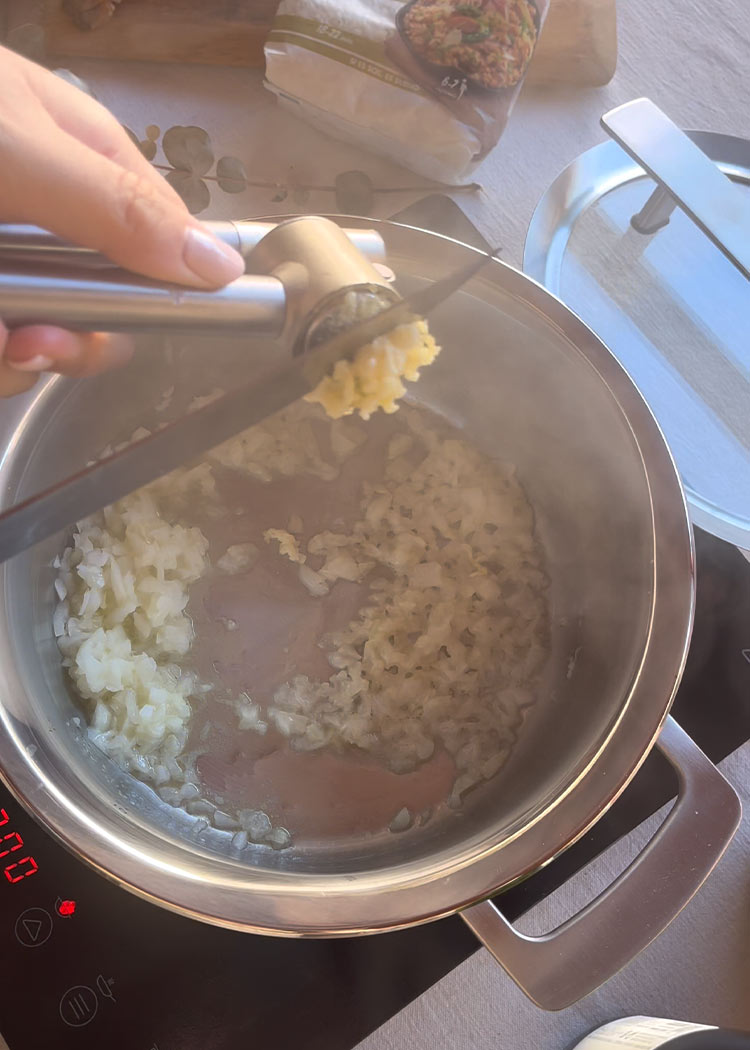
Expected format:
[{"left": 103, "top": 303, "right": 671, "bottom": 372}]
[{"left": 264, "top": 0, "right": 548, "bottom": 184}]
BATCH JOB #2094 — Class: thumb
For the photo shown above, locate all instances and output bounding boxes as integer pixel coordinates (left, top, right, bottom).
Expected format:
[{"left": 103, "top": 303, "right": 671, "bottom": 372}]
[
  {"left": 4, "top": 126, "right": 244, "bottom": 289},
  {"left": 0, "top": 321, "right": 40, "bottom": 398}
]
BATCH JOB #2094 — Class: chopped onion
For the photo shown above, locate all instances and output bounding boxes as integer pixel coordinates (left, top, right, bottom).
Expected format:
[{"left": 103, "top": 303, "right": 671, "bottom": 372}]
[
  {"left": 216, "top": 543, "right": 259, "bottom": 574},
  {"left": 298, "top": 564, "right": 330, "bottom": 597},
  {"left": 389, "top": 807, "right": 412, "bottom": 832},
  {"left": 263, "top": 529, "right": 305, "bottom": 564},
  {"left": 56, "top": 398, "right": 548, "bottom": 846},
  {"left": 269, "top": 407, "right": 549, "bottom": 801}
]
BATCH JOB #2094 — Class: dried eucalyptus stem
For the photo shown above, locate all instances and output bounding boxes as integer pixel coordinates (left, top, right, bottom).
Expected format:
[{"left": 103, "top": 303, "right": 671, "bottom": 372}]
[
  {"left": 51, "top": 71, "right": 481, "bottom": 216},
  {"left": 124, "top": 124, "right": 481, "bottom": 215}
]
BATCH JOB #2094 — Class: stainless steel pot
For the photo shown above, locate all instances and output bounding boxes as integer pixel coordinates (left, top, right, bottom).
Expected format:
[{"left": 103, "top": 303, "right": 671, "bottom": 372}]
[{"left": 0, "top": 219, "right": 739, "bottom": 1011}]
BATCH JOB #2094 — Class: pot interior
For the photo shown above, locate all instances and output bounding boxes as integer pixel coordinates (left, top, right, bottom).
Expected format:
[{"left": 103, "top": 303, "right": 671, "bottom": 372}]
[{"left": 0, "top": 229, "right": 677, "bottom": 924}]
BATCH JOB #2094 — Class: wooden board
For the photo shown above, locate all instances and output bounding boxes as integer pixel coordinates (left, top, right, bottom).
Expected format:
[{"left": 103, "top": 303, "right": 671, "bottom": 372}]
[
  {"left": 529, "top": 0, "right": 617, "bottom": 85},
  {"left": 1, "top": 0, "right": 277, "bottom": 66},
  {"left": 2, "top": 0, "right": 617, "bottom": 87}
]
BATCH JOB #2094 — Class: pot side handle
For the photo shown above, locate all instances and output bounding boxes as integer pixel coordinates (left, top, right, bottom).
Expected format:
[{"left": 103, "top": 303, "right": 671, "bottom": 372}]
[{"left": 460, "top": 716, "right": 741, "bottom": 1011}]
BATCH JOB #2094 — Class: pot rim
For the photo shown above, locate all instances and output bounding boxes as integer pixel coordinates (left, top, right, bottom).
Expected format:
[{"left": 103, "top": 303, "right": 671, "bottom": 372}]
[{"left": 0, "top": 218, "right": 695, "bottom": 936}]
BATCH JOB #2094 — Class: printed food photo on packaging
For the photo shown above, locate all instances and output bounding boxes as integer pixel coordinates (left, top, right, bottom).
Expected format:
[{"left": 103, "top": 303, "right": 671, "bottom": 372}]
[{"left": 264, "top": 0, "right": 549, "bottom": 183}]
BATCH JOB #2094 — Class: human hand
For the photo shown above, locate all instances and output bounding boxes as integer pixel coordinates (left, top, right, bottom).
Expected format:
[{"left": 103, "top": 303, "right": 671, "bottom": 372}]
[{"left": 0, "top": 45, "right": 245, "bottom": 397}]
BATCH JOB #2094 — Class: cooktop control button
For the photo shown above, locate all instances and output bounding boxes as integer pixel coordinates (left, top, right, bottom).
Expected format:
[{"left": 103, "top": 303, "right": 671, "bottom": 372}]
[
  {"left": 14, "top": 906, "right": 52, "bottom": 947},
  {"left": 59, "top": 984, "right": 98, "bottom": 1028}
]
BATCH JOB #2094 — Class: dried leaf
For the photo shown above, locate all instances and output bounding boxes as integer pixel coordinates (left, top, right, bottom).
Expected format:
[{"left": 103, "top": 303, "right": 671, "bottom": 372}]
[
  {"left": 162, "top": 126, "right": 213, "bottom": 176},
  {"left": 334, "top": 170, "right": 374, "bottom": 215},
  {"left": 216, "top": 156, "right": 247, "bottom": 193},
  {"left": 145, "top": 124, "right": 161, "bottom": 142},
  {"left": 165, "top": 171, "right": 210, "bottom": 215}
]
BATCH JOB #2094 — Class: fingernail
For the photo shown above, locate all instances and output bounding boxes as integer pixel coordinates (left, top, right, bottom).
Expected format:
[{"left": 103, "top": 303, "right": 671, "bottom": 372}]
[
  {"left": 8, "top": 354, "right": 54, "bottom": 373},
  {"left": 183, "top": 227, "right": 245, "bottom": 285}
]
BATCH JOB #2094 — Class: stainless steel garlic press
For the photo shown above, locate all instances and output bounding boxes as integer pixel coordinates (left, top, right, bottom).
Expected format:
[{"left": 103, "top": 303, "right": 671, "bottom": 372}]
[{"left": 0, "top": 215, "right": 395, "bottom": 355}]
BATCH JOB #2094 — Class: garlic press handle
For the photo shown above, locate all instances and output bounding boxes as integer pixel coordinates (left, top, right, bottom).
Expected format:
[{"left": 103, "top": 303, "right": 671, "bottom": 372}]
[
  {"left": 0, "top": 220, "right": 385, "bottom": 270},
  {"left": 601, "top": 98, "right": 750, "bottom": 280},
  {"left": 0, "top": 217, "right": 387, "bottom": 345},
  {"left": 0, "top": 264, "right": 286, "bottom": 337}
]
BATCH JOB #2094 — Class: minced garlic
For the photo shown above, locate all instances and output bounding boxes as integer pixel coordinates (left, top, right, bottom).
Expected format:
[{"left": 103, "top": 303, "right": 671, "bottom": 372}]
[
  {"left": 263, "top": 528, "right": 306, "bottom": 563},
  {"left": 305, "top": 319, "right": 440, "bottom": 420}
]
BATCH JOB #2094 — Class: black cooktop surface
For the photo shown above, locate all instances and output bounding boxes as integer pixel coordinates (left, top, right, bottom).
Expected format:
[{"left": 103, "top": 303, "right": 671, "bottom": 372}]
[{"left": 0, "top": 201, "right": 748, "bottom": 1050}]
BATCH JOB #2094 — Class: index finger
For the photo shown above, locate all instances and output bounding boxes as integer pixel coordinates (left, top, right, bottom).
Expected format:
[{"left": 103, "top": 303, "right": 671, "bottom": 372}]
[{"left": 24, "top": 59, "right": 182, "bottom": 210}]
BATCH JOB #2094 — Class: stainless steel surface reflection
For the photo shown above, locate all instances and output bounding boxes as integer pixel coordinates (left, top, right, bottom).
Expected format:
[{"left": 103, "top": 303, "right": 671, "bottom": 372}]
[
  {"left": 0, "top": 221, "right": 694, "bottom": 945},
  {"left": 524, "top": 130, "right": 750, "bottom": 550}
]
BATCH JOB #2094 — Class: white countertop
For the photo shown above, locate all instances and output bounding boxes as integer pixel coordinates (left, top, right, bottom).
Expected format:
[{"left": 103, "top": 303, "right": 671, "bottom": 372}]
[
  {"left": 65, "top": 0, "right": 750, "bottom": 268},
  {"left": 5, "top": 0, "right": 747, "bottom": 1045}
]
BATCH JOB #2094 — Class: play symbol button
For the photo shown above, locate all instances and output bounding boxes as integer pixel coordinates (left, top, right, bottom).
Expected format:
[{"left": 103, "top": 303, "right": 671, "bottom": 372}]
[
  {"left": 24, "top": 918, "right": 43, "bottom": 941},
  {"left": 15, "top": 907, "right": 53, "bottom": 947}
]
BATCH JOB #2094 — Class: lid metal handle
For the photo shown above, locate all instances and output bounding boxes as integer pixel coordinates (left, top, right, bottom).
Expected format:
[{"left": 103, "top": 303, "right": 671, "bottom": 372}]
[{"left": 601, "top": 98, "right": 750, "bottom": 281}]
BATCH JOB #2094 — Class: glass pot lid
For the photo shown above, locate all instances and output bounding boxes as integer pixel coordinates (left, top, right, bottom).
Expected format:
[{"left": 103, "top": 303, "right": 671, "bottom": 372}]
[{"left": 524, "top": 99, "right": 750, "bottom": 550}]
